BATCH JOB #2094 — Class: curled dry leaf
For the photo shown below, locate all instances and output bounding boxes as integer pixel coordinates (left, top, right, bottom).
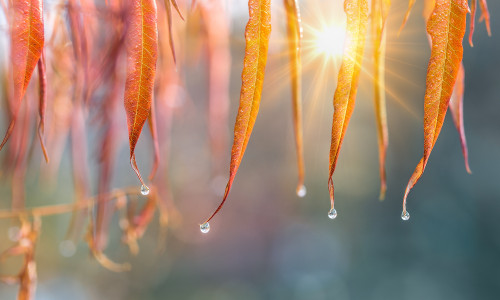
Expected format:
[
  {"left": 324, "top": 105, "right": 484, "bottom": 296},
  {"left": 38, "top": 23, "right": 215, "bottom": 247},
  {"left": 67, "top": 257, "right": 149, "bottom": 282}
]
[
  {"left": 372, "top": 0, "right": 391, "bottom": 200},
  {"left": 402, "top": 0, "right": 468, "bottom": 214},
  {"left": 328, "top": 0, "right": 369, "bottom": 210},
  {"left": 284, "top": 0, "right": 306, "bottom": 196},
  {"left": 0, "top": 0, "right": 44, "bottom": 152},
  {"left": 203, "top": 0, "right": 272, "bottom": 224},
  {"left": 124, "top": 0, "right": 159, "bottom": 189}
]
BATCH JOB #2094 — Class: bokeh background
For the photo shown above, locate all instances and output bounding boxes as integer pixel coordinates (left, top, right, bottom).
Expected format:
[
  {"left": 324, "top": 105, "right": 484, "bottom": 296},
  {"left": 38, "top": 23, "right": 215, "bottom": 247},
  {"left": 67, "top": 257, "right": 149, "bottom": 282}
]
[{"left": 1, "top": 0, "right": 500, "bottom": 299}]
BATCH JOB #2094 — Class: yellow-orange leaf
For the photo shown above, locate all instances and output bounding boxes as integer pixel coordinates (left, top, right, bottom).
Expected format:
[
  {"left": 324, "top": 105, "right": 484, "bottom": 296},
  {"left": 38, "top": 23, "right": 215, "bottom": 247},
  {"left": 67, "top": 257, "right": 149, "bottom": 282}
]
[
  {"left": 372, "top": 0, "right": 391, "bottom": 200},
  {"left": 203, "top": 0, "right": 271, "bottom": 225},
  {"left": 398, "top": 0, "right": 416, "bottom": 35},
  {"left": 402, "top": 0, "right": 468, "bottom": 215},
  {"left": 0, "top": 0, "right": 44, "bottom": 151},
  {"left": 449, "top": 63, "right": 471, "bottom": 173},
  {"left": 328, "top": 0, "right": 369, "bottom": 211},
  {"left": 284, "top": 0, "right": 305, "bottom": 197},
  {"left": 124, "top": 0, "right": 158, "bottom": 190}
]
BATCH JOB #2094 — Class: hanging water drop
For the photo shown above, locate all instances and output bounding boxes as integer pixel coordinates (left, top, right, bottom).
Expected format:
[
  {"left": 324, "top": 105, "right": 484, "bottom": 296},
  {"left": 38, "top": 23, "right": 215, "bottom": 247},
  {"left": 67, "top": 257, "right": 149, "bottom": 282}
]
[
  {"left": 140, "top": 184, "right": 150, "bottom": 195},
  {"left": 296, "top": 185, "right": 307, "bottom": 198},
  {"left": 328, "top": 208, "right": 337, "bottom": 219},
  {"left": 200, "top": 222, "right": 210, "bottom": 233},
  {"left": 401, "top": 210, "right": 410, "bottom": 221}
]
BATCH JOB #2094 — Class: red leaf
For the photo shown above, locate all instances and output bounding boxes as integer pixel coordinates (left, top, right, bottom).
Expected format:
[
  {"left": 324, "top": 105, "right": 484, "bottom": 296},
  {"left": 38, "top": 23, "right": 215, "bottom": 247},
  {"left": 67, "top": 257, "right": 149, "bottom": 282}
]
[
  {"left": 124, "top": 0, "right": 159, "bottom": 191},
  {"left": 0, "top": 0, "right": 44, "bottom": 151}
]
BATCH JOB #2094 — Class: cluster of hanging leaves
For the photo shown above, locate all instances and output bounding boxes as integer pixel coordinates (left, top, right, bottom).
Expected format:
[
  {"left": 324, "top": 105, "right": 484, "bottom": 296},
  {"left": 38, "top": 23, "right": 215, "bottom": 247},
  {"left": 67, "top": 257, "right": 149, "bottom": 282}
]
[{"left": 0, "top": 0, "right": 493, "bottom": 298}]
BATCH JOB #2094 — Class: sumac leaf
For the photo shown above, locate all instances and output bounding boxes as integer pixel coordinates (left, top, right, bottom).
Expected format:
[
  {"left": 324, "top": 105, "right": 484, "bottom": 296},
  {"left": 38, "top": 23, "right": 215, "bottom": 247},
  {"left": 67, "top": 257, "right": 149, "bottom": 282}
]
[
  {"left": 0, "top": 0, "right": 44, "bottom": 151},
  {"left": 328, "top": 0, "right": 369, "bottom": 212},
  {"left": 203, "top": 0, "right": 272, "bottom": 224},
  {"left": 402, "top": 0, "right": 468, "bottom": 215},
  {"left": 124, "top": 0, "right": 159, "bottom": 190}
]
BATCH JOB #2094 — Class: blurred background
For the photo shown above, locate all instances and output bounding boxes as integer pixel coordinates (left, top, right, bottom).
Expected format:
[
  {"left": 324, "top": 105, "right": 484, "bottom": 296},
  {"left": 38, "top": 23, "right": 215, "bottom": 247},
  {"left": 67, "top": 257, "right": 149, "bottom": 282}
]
[{"left": 1, "top": 0, "right": 500, "bottom": 299}]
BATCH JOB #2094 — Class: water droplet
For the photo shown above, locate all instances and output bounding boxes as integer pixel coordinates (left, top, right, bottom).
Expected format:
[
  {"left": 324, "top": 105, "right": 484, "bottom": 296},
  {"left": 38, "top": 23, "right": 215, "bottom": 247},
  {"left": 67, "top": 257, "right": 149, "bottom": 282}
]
[
  {"left": 296, "top": 185, "right": 307, "bottom": 198},
  {"left": 140, "top": 184, "right": 150, "bottom": 195},
  {"left": 328, "top": 208, "right": 337, "bottom": 219},
  {"left": 401, "top": 210, "right": 410, "bottom": 221},
  {"left": 59, "top": 240, "right": 76, "bottom": 257},
  {"left": 200, "top": 222, "right": 210, "bottom": 233}
]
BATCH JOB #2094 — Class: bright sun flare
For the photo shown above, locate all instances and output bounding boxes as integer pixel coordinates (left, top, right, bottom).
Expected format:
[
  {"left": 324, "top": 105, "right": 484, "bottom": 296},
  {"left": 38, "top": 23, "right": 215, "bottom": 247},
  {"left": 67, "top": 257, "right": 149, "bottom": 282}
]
[{"left": 313, "top": 25, "right": 346, "bottom": 58}]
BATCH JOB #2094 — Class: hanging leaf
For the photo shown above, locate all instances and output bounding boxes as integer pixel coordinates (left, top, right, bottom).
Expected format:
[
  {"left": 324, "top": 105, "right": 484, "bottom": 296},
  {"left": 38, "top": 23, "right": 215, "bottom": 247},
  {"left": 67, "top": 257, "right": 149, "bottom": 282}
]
[
  {"left": 372, "top": 0, "right": 391, "bottom": 200},
  {"left": 478, "top": 0, "right": 491, "bottom": 36},
  {"left": 202, "top": 0, "right": 272, "bottom": 226},
  {"left": 284, "top": 0, "right": 306, "bottom": 197},
  {"left": 398, "top": 0, "right": 416, "bottom": 35},
  {"left": 0, "top": 0, "right": 44, "bottom": 151},
  {"left": 449, "top": 63, "right": 471, "bottom": 173},
  {"left": 469, "top": 0, "right": 476, "bottom": 46},
  {"left": 37, "top": 53, "right": 49, "bottom": 163},
  {"left": 328, "top": 0, "right": 369, "bottom": 213},
  {"left": 163, "top": 0, "right": 184, "bottom": 64},
  {"left": 402, "top": 0, "right": 468, "bottom": 217},
  {"left": 124, "top": 0, "right": 159, "bottom": 191}
]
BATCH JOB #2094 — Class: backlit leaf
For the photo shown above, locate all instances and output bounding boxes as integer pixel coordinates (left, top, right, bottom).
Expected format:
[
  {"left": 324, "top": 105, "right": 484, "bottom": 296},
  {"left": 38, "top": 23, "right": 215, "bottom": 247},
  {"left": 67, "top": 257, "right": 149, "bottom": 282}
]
[
  {"left": 0, "top": 0, "right": 44, "bottom": 151},
  {"left": 371, "top": 0, "right": 391, "bottom": 200},
  {"left": 402, "top": 0, "right": 468, "bottom": 214},
  {"left": 284, "top": 0, "right": 305, "bottom": 196},
  {"left": 478, "top": 0, "right": 491, "bottom": 36},
  {"left": 203, "top": 0, "right": 272, "bottom": 224},
  {"left": 398, "top": 0, "right": 416, "bottom": 35},
  {"left": 328, "top": 0, "right": 369, "bottom": 210},
  {"left": 124, "top": 0, "right": 159, "bottom": 189}
]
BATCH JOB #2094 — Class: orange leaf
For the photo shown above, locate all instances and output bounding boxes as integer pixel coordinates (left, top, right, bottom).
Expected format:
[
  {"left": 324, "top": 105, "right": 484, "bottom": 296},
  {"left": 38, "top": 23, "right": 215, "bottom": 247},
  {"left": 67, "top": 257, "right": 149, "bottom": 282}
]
[
  {"left": 0, "top": 0, "right": 44, "bottom": 151},
  {"left": 478, "top": 0, "right": 491, "bottom": 36},
  {"left": 402, "top": 0, "right": 468, "bottom": 217},
  {"left": 398, "top": 0, "right": 416, "bottom": 35},
  {"left": 469, "top": 0, "right": 476, "bottom": 46},
  {"left": 449, "top": 63, "right": 471, "bottom": 173},
  {"left": 163, "top": 0, "right": 184, "bottom": 64},
  {"left": 328, "top": 0, "right": 369, "bottom": 212},
  {"left": 284, "top": 0, "right": 305, "bottom": 197},
  {"left": 372, "top": 0, "right": 391, "bottom": 200},
  {"left": 202, "top": 0, "right": 272, "bottom": 226},
  {"left": 124, "top": 0, "right": 159, "bottom": 191}
]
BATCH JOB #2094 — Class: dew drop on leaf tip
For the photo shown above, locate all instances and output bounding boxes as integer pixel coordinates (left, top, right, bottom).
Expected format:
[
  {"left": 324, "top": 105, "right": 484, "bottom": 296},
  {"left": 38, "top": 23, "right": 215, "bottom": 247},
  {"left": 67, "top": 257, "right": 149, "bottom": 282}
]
[
  {"left": 296, "top": 185, "right": 307, "bottom": 198},
  {"left": 328, "top": 208, "right": 337, "bottom": 220},
  {"left": 401, "top": 210, "right": 410, "bottom": 221},
  {"left": 140, "top": 184, "right": 150, "bottom": 195},
  {"left": 200, "top": 222, "right": 210, "bottom": 233}
]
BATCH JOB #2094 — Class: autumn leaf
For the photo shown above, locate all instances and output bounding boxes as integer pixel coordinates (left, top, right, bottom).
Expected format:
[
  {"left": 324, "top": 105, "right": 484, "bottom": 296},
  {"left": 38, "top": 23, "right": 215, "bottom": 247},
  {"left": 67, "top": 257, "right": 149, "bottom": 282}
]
[
  {"left": 0, "top": 0, "right": 44, "bottom": 151},
  {"left": 398, "top": 0, "right": 416, "bottom": 35},
  {"left": 163, "top": 0, "right": 184, "bottom": 64},
  {"left": 469, "top": 0, "right": 476, "bottom": 46},
  {"left": 37, "top": 53, "right": 48, "bottom": 163},
  {"left": 124, "top": 0, "right": 159, "bottom": 191},
  {"left": 202, "top": 0, "right": 272, "bottom": 226},
  {"left": 284, "top": 0, "right": 306, "bottom": 197},
  {"left": 371, "top": 0, "right": 391, "bottom": 200},
  {"left": 328, "top": 0, "right": 369, "bottom": 214},
  {"left": 478, "top": 0, "right": 491, "bottom": 36},
  {"left": 402, "top": 0, "right": 468, "bottom": 217}
]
